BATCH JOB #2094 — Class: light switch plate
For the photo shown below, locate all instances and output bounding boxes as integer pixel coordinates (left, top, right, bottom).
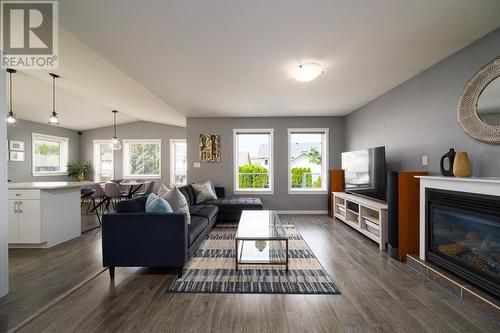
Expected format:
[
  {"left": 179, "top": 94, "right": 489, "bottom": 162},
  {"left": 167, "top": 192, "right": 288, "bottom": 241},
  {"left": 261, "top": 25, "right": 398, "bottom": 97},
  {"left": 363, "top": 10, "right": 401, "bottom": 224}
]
[
  {"left": 193, "top": 162, "right": 201, "bottom": 168},
  {"left": 422, "top": 155, "right": 428, "bottom": 166}
]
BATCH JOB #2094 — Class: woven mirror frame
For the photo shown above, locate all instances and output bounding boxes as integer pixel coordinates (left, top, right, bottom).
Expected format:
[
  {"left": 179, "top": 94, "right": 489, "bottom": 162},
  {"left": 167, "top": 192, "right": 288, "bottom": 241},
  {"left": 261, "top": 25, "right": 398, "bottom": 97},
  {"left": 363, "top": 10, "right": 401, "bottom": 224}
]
[{"left": 457, "top": 56, "right": 500, "bottom": 144}]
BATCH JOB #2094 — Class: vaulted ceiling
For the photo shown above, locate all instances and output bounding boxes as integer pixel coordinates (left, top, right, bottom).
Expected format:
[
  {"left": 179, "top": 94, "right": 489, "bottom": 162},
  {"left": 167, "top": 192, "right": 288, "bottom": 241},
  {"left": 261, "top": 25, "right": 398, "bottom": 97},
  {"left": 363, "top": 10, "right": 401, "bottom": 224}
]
[{"left": 13, "top": 0, "right": 500, "bottom": 129}]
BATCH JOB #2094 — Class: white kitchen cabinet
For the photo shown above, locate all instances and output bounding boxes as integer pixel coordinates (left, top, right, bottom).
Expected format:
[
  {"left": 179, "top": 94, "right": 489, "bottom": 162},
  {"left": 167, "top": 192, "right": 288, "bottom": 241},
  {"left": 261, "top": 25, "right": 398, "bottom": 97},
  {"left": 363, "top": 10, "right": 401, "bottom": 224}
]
[
  {"left": 8, "top": 191, "right": 42, "bottom": 244},
  {"left": 8, "top": 183, "right": 82, "bottom": 248},
  {"left": 8, "top": 200, "right": 19, "bottom": 242}
]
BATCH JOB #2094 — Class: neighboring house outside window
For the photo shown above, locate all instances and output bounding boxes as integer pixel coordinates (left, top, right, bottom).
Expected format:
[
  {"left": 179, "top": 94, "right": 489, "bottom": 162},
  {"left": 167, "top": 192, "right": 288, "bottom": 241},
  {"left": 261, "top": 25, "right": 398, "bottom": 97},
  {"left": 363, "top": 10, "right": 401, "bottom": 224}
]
[
  {"left": 123, "top": 139, "right": 161, "bottom": 179},
  {"left": 233, "top": 129, "right": 274, "bottom": 193},
  {"left": 288, "top": 128, "right": 329, "bottom": 193},
  {"left": 32, "top": 133, "right": 69, "bottom": 176},
  {"left": 170, "top": 139, "right": 187, "bottom": 186},
  {"left": 93, "top": 140, "right": 114, "bottom": 182}
]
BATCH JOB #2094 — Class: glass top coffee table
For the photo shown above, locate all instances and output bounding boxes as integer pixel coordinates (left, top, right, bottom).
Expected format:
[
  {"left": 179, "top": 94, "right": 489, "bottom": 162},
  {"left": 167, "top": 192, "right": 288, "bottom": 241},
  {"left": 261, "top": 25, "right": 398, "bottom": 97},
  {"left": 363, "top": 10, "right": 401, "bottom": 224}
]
[{"left": 235, "top": 210, "right": 288, "bottom": 271}]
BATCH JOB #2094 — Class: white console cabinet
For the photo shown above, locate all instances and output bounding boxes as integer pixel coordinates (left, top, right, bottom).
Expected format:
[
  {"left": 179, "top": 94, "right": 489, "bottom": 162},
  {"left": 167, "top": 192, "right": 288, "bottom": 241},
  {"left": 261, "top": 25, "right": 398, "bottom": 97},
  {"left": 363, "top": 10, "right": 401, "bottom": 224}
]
[{"left": 333, "top": 192, "right": 388, "bottom": 250}]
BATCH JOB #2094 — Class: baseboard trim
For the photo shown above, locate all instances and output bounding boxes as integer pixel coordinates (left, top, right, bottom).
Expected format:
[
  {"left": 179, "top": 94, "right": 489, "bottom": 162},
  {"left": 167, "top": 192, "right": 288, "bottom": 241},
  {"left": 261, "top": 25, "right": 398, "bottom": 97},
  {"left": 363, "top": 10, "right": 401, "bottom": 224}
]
[{"left": 276, "top": 210, "right": 329, "bottom": 215}]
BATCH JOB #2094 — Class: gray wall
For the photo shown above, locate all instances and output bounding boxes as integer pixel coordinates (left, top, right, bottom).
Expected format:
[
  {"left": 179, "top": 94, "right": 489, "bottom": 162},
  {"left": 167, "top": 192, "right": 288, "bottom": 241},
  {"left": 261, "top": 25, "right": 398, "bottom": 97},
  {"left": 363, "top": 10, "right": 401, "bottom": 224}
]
[
  {"left": 345, "top": 28, "right": 500, "bottom": 176},
  {"left": 7, "top": 119, "right": 80, "bottom": 182},
  {"left": 80, "top": 121, "right": 186, "bottom": 188},
  {"left": 186, "top": 117, "right": 345, "bottom": 211}
]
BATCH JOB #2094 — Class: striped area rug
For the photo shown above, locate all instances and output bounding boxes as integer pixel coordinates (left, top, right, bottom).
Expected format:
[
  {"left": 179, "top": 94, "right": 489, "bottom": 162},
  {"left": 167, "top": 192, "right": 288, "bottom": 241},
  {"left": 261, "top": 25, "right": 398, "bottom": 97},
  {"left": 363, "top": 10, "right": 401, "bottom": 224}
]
[{"left": 167, "top": 224, "right": 341, "bottom": 294}]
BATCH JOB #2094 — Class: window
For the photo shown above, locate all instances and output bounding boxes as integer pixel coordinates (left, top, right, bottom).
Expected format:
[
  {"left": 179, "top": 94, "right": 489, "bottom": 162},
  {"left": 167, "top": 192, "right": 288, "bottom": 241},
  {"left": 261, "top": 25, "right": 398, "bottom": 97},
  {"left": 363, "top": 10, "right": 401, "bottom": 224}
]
[
  {"left": 288, "top": 128, "right": 329, "bottom": 193},
  {"left": 170, "top": 139, "right": 187, "bottom": 186},
  {"left": 93, "top": 140, "right": 114, "bottom": 182},
  {"left": 123, "top": 139, "right": 161, "bottom": 179},
  {"left": 233, "top": 129, "right": 273, "bottom": 193},
  {"left": 32, "top": 133, "right": 69, "bottom": 176}
]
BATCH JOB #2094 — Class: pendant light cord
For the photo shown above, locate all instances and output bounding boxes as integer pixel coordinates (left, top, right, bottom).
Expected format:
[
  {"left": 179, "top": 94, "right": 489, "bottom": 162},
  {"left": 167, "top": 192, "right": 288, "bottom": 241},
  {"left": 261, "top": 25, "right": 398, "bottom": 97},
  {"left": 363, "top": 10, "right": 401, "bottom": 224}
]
[
  {"left": 52, "top": 75, "right": 56, "bottom": 113},
  {"left": 9, "top": 71, "right": 13, "bottom": 112},
  {"left": 114, "top": 111, "right": 117, "bottom": 137}
]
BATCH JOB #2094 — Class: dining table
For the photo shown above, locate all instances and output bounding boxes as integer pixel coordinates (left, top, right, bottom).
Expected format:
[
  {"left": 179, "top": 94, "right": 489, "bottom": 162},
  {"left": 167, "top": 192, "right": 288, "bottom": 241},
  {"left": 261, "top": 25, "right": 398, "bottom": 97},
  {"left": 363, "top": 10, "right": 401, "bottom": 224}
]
[{"left": 120, "top": 180, "right": 151, "bottom": 198}]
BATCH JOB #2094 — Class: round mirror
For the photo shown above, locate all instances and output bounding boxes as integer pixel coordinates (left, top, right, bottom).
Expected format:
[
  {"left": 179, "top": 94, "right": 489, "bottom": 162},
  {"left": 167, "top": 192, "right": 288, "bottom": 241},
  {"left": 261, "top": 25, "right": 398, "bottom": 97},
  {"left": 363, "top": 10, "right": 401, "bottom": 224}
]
[
  {"left": 458, "top": 57, "right": 500, "bottom": 144},
  {"left": 476, "top": 76, "right": 500, "bottom": 126}
]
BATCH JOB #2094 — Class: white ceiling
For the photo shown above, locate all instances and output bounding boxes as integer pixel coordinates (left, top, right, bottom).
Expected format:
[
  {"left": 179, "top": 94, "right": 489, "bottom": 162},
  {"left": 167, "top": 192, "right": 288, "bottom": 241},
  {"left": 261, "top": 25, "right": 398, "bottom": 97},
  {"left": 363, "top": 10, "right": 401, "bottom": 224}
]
[
  {"left": 56, "top": 0, "right": 500, "bottom": 120},
  {"left": 10, "top": 1, "right": 500, "bottom": 130}
]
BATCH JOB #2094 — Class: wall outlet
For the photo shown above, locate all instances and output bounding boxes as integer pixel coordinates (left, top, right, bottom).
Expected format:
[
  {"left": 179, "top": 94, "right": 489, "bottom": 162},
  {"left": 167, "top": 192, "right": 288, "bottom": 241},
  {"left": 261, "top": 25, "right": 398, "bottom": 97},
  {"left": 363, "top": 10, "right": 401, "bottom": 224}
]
[
  {"left": 422, "top": 155, "right": 428, "bottom": 166},
  {"left": 193, "top": 162, "right": 201, "bottom": 168}
]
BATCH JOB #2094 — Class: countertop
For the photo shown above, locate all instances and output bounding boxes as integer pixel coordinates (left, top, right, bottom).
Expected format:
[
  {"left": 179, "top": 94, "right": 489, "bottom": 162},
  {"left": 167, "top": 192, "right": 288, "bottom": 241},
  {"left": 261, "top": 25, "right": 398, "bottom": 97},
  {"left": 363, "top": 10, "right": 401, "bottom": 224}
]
[{"left": 8, "top": 182, "right": 83, "bottom": 190}]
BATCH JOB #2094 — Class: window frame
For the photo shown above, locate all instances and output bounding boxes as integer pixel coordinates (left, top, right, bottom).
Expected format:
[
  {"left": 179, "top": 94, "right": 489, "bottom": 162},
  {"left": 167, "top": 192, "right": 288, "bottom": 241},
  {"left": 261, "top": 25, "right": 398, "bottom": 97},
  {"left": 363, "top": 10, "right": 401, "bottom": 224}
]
[
  {"left": 122, "top": 139, "right": 162, "bottom": 179},
  {"left": 287, "top": 128, "right": 329, "bottom": 194},
  {"left": 169, "top": 138, "right": 187, "bottom": 187},
  {"left": 32, "top": 133, "right": 69, "bottom": 177},
  {"left": 92, "top": 140, "right": 114, "bottom": 182},
  {"left": 233, "top": 128, "right": 274, "bottom": 194}
]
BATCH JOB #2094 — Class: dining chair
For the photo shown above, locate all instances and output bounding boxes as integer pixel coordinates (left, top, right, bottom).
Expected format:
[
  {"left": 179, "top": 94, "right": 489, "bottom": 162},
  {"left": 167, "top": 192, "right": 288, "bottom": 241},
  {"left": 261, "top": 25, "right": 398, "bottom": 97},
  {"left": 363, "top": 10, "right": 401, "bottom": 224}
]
[
  {"left": 90, "top": 183, "right": 108, "bottom": 217},
  {"left": 104, "top": 182, "right": 128, "bottom": 211},
  {"left": 81, "top": 188, "right": 102, "bottom": 226}
]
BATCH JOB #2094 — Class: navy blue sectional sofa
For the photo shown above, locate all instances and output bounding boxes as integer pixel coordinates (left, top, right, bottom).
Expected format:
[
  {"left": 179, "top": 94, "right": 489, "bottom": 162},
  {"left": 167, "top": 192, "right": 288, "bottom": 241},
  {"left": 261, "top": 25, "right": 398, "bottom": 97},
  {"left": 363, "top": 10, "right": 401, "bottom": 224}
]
[{"left": 102, "top": 185, "right": 263, "bottom": 279}]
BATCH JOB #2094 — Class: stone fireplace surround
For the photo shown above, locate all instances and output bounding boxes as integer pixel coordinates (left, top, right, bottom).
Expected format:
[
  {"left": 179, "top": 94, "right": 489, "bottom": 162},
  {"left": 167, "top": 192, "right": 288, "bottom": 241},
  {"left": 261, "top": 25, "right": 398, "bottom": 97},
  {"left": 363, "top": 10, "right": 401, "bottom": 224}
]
[{"left": 410, "top": 176, "right": 500, "bottom": 323}]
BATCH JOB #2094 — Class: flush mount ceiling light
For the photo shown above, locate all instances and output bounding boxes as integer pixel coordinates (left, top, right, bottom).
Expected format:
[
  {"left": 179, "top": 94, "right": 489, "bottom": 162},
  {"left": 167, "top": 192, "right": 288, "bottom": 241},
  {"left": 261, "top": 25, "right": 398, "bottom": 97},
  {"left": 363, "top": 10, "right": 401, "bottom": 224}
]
[
  {"left": 48, "top": 73, "right": 60, "bottom": 126},
  {"left": 292, "top": 63, "right": 325, "bottom": 82},
  {"left": 6, "top": 68, "right": 17, "bottom": 126},
  {"left": 111, "top": 110, "right": 122, "bottom": 151}
]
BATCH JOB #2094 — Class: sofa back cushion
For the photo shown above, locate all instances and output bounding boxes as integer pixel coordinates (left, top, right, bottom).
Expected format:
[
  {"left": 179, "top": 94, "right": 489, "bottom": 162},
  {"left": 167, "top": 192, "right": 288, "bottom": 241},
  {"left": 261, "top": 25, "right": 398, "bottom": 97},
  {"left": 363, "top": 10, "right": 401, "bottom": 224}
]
[
  {"left": 178, "top": 184, "right": 197, "bottom": 206},
  {"left": 116, "top": 196, "right": 147, "bottom": 213}
]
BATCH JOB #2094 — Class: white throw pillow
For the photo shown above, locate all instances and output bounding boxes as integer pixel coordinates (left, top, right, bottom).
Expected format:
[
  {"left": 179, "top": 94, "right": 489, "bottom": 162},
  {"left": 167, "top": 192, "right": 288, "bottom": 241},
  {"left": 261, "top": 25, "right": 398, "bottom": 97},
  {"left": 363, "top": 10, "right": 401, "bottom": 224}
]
[
  {"left": 158, "top": 185, "right": 191, "bottom": 224},
  {"left": 192, "top": 180, "right": 217, "bottom": 203}
]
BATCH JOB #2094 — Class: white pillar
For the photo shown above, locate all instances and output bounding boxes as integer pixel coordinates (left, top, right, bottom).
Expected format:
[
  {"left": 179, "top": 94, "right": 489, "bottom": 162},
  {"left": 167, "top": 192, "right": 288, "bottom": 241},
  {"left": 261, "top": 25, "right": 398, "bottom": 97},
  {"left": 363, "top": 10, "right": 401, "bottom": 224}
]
[{"left": 0, "top": 69, "right": 8, "bottom": 297}]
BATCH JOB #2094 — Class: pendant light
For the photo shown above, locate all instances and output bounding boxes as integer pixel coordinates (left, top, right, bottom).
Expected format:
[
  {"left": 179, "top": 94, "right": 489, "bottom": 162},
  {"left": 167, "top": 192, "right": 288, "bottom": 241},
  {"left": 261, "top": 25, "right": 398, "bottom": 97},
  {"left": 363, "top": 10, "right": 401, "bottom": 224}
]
[
  {"left": 111, "top": 110, "right": 121, "bottom": 151},
  {"left": 6, "top": 68, "right": 17, "bottom": 126},
  {"left": 48, "top": 73, "right": 60, "bottom": 125}
]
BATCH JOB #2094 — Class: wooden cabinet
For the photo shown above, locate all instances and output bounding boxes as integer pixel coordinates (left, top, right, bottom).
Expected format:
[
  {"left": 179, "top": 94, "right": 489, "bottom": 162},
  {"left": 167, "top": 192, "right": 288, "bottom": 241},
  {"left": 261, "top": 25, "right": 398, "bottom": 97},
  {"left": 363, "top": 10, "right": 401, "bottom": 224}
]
[{"left": 8, "top": 190, "right": 42, "bottom": 244}]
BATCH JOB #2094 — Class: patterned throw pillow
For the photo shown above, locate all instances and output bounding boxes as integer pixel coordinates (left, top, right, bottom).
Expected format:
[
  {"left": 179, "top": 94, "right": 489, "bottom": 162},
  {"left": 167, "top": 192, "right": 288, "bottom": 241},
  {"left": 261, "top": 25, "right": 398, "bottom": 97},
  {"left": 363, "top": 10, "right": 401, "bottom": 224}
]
[
  {"left": 192, "top": 180, "right": 217, "bottom": 203},
  {"left": 145, "top": 193, "right": 173, "bottom": 213},
  {"left": 158, "top": 185, "right": 191, "bottom": 224}
]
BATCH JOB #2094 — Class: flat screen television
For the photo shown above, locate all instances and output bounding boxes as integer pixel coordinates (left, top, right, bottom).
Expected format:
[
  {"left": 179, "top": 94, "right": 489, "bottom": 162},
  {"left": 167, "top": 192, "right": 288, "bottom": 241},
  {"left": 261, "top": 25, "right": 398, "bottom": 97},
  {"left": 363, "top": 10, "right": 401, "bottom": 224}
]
[{"left": 341, "top": 146, "right": 386, "bottom": 203}]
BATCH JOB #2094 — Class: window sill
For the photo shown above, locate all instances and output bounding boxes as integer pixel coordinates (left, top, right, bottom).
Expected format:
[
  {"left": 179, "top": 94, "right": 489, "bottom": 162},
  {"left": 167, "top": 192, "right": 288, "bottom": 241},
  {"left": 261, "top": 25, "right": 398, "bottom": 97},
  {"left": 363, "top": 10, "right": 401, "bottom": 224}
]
[
  {"left": 288, "top": 190, "right": 328, "bottom": 195},
  {"left": 33, "top": 173, "right": 68, "bottom": 177},
  {"left": 234, "top": 190, "right": 274, "bottom": 195},
  {"left": 123, "top": 176, "right": 162, "bottom": 180}
]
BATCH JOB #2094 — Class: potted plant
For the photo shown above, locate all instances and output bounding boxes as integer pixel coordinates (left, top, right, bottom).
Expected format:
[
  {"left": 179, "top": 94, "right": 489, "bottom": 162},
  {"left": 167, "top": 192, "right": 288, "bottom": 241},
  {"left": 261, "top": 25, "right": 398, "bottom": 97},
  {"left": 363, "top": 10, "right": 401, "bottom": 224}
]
[{"left": 67, "top": 161, "right": 90, "bottom": 182}]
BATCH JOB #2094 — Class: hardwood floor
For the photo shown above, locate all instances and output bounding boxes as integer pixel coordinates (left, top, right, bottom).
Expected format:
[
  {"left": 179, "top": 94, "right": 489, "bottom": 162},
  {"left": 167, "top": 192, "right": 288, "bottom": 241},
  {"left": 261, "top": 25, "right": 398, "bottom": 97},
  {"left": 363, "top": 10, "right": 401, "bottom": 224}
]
[
  {"left": 0, "top": 225, "right": 103, "bottom": 333},
  {"left": 4, "top": 216, "right": 499, "bottom": 332}
]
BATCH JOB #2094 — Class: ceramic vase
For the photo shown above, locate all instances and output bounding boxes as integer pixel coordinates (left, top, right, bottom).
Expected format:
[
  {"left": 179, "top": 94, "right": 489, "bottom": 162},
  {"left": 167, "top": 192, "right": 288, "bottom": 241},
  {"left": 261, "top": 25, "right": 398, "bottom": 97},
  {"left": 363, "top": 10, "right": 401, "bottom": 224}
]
[
  {"left": 440, "top": 148, "right": 456, "bottom": 176},
  {"left": 453, "top": 152, "right": 471, "bottom": 177}
]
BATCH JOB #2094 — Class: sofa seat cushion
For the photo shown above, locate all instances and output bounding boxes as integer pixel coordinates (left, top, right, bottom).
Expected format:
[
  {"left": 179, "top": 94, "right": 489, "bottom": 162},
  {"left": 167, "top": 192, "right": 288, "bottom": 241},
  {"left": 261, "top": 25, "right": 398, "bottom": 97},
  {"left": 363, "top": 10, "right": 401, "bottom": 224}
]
[
  {"left": 189, "top": 205, "right": 218, "bottom": 222},
  {"left": 188, "top": 216, "right": 209, "bottom": 246},
  {"left": 204, "top": 197, "right": 263, "bottom": 212}
]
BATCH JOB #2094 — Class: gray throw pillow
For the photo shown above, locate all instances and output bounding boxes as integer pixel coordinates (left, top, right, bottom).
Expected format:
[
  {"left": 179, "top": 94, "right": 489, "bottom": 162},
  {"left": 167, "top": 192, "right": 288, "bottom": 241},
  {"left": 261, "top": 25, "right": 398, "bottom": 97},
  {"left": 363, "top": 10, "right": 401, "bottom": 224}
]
[
  {"left": 158, "top": 185, "right": 191, "bottom": 224},
  {"left": 192, "top": 180, "right": 217, "bottom": 203}
]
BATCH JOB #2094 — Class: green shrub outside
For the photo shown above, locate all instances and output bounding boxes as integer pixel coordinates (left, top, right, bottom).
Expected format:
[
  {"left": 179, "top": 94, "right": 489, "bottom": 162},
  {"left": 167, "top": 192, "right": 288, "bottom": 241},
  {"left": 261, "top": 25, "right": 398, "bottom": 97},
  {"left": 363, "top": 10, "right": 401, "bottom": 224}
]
[{"left": 238, "top": 164, "right": 269, "bottom": 188}]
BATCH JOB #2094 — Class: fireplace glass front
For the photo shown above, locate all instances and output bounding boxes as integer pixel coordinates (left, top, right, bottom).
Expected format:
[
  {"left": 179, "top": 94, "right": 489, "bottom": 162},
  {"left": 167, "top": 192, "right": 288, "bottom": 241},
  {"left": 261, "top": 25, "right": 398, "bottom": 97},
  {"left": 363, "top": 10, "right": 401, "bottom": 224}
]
[{"left": 427, "top": 189, "right": 500, "bottom": 298}]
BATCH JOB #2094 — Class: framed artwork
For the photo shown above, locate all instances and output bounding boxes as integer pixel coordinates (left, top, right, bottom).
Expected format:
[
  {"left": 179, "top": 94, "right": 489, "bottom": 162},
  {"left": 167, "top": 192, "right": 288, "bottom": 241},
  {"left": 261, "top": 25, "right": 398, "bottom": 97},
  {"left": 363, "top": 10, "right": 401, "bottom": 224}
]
[
  {"left": 9, "top": 140, "right": 24, "bottom": 151},
  {"left": 199, "top": 134, "right": 221, "bottom": 163},
  {"left": 9, "top": 151, "right": 25, "bottom": 162}
]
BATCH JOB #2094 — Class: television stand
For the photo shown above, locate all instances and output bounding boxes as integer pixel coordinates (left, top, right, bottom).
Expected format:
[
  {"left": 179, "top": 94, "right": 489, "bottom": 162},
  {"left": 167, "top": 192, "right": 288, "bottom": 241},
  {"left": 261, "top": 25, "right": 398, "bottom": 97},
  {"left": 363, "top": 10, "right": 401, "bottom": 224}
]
[{"left": 332, "top": 192, "right": 388, "bottom": 250}]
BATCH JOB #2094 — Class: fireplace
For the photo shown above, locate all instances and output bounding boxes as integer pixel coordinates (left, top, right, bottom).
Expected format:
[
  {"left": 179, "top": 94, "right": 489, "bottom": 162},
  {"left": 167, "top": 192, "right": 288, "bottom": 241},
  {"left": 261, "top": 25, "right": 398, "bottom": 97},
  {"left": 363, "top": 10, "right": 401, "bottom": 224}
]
[{"left": 426, "top": 188, "right": 500, "bottom": 298}]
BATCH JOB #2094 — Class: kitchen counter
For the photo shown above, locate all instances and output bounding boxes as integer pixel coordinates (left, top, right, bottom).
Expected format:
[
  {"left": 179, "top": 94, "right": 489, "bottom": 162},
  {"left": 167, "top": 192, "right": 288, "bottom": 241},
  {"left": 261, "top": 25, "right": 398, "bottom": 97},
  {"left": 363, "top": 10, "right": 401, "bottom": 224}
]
[
  {"left": 8, "top": 183, "right": 82, "bottom": 248},
  {"left": 8, "top": 182, "right": 83, "bottom": 190}
]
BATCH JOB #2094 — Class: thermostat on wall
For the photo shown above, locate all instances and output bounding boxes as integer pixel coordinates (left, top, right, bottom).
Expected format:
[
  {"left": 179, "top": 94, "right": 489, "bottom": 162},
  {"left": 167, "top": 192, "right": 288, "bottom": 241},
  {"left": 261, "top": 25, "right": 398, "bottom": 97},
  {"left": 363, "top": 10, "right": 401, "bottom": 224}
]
[{"left": 193, "top": 162, "right": 201, "bottom": 168}]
